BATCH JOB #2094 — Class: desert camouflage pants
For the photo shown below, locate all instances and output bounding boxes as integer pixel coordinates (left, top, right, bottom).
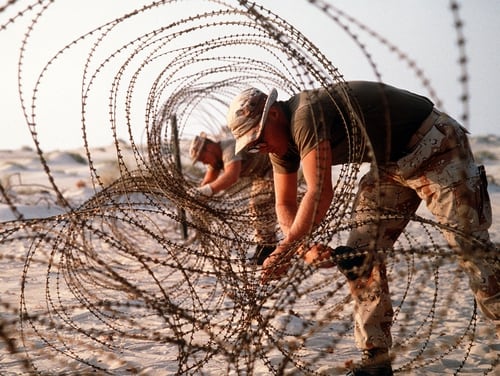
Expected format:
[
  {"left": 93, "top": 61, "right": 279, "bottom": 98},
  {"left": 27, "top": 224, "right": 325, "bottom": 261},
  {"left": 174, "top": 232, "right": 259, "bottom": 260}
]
[
  {"left": 249, "top": 178, "right": 278, "bottom": 245},
  {"left": 345, "top": 110, "right": 499, "bottom": 350}
]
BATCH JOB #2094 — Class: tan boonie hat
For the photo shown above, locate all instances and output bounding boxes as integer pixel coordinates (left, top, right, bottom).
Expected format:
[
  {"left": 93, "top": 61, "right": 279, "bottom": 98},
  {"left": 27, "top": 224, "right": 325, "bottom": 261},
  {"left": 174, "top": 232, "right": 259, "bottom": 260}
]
[
  {"left": 189, "top": 132, "right": 208, "bottom": 164},
  {"left": 226, "top": 87, "right": 278, "bottom": 155}
]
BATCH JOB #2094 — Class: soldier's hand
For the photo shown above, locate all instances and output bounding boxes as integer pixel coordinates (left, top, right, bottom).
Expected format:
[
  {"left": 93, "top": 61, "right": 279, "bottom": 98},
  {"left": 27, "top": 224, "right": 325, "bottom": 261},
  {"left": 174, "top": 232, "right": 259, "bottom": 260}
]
[
  {"left": 260, "top": 244, "right": 292, "bottom": 283},
  {"left": 300, "top": 243, "right": 335, "bottom": 268}
]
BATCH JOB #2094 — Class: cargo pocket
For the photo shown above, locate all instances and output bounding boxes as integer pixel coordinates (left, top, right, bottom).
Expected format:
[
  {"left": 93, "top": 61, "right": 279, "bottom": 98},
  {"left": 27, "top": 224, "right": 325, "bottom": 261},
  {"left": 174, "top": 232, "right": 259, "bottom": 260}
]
[{"left": 396, "top": 124, "right": 446, "bottom": 179}]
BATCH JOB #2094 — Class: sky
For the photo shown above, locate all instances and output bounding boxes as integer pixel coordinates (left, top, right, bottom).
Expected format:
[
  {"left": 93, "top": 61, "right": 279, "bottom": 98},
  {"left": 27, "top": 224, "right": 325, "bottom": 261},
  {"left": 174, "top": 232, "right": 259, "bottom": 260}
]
[{"left": 0, "top": 0, "right": 499, "bottom": 151}]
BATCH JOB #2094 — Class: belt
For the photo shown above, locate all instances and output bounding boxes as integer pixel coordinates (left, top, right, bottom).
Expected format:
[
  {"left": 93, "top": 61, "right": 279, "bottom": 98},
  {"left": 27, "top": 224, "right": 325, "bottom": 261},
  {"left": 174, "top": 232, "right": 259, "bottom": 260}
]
[{"left": 407, "top": 108, "right": 441, "bottom": 149}]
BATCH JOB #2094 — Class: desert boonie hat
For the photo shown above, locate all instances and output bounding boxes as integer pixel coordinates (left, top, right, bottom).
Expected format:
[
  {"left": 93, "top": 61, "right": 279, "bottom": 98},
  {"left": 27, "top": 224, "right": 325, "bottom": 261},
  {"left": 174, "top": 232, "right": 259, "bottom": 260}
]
[
  {"left": 226, "top": 87, "right": 277, "bottom": 155},
  {"left": 189, "top": 132, "right": 208, "bottom": 164}
]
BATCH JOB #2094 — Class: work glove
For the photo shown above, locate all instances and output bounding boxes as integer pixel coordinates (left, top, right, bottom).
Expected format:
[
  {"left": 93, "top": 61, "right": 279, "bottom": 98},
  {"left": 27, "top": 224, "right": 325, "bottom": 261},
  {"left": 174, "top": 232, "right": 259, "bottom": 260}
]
[
  {"left": 188, "top": 184, "right": 213, "bottom": 201},
  {"left": 252, "top": 244, "right": 275, "bottom": 265}
]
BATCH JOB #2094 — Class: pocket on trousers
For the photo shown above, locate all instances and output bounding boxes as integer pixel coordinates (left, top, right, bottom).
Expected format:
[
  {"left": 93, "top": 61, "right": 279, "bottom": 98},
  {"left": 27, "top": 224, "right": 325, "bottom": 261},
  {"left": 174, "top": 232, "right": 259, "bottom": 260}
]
[{"left": 396, "top": 124, "right": 446, "bottom": 179}]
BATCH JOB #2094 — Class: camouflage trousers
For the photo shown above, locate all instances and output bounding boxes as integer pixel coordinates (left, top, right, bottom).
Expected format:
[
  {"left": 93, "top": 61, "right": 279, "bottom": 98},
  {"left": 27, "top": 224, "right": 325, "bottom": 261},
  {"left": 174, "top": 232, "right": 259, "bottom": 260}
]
[
  {"left": 345, "top": 110, "right": 499, "bottom": 350},
  {"left": 249, "top": 178, "right": 278, "bottom": 245}
]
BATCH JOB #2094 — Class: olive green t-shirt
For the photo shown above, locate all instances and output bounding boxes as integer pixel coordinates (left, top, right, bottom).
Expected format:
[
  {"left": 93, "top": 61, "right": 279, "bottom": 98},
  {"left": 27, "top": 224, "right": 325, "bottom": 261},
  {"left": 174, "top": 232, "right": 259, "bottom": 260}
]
[{"left": 270, "top": 81, "right": 434, "bottom": 173}]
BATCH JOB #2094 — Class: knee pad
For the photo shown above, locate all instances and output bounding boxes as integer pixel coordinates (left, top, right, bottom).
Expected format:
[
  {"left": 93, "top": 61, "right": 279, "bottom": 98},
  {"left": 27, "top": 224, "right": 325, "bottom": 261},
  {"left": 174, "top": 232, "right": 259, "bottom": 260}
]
[{"left": 333, "top": 246, "right": 372, "bottom": 281}]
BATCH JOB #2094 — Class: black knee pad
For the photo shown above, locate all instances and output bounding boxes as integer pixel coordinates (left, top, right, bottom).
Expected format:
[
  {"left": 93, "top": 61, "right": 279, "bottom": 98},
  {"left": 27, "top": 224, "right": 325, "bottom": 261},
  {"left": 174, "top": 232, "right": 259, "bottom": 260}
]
[{"left": 333, "top": 246, "right": 372, "bottom": 281}]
